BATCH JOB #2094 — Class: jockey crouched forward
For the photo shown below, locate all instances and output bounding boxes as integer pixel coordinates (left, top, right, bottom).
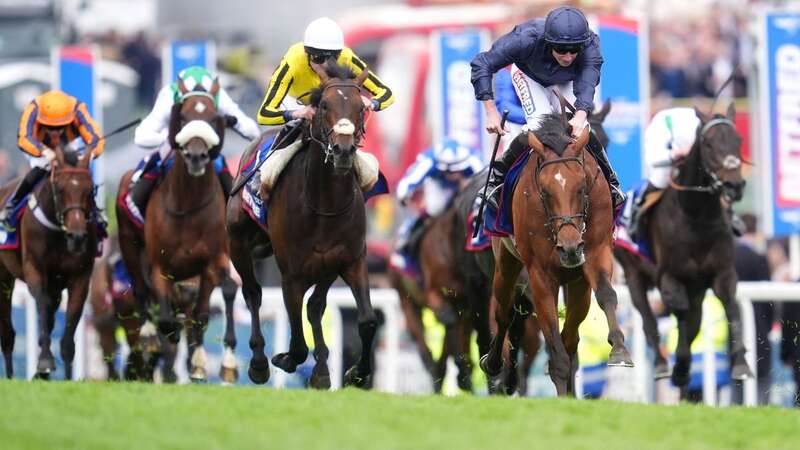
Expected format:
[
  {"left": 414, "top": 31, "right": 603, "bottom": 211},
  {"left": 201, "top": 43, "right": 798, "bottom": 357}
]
[
  {"left": 627, "top": 107, "right": 746, "bottom": 239},
  {"left": 389, "top": 139, "right": 484, "bottom": 276},
  {"left": 126, "top": 66, "right": 260, "bottom": 220},
  {"left": 470, "top": 6, "right": 625, "bottom": 214},
  {"left": 254, "top": 16, "right": 394, "bottom": 189},
  {"left": 0, "top": 90, "right": 105, "bottom": 232}
]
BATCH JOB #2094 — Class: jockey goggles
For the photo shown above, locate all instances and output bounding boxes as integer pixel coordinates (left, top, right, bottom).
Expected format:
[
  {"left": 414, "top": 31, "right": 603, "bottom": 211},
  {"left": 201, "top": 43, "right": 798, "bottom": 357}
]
[
  {"left": 551, "top": 43, "right": 584, "bottom": 55},
  {"left": 306, "top": 47, "right": 341, "bottom": 64}
]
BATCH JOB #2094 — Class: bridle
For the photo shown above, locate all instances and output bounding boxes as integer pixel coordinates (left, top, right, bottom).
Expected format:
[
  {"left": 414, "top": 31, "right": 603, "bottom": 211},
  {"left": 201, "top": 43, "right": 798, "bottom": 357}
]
[
  {"left": 47, "top": 166, "right": 96, "bottom": 232},
  {"left": 307, "top": 81, "right": 367, "bottom": 164},
  {"left": 669, "top": 118, "right": 739, "bottom": 194},
  {"left": 533, "top": 150, "right": 590, "bottom": 244}
]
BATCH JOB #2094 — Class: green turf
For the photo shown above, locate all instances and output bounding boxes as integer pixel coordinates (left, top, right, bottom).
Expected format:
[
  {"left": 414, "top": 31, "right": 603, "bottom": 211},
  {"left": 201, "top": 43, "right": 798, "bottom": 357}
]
[{"left": 0, "top": 380, "right": 797, "bottom": 450}]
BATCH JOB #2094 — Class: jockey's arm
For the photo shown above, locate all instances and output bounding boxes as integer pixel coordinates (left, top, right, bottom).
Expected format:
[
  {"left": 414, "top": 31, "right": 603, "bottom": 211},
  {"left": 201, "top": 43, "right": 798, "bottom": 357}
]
[
  {"left": 572, "top": 36, "right": 603, "bottom": 114},
  {"left": 134, "top": 86, "right": 174, "bottom": 149},
  {"left": 396, "top": 152, "right": 434, "bottom": 206},
  {"left": 218, "top": 88, "right": 261, "bottom": 140},
  {"left": 257, "top": 56, "right": 293, "bottom": 126},
  {"left": 347, "top": 52, "right": 395, "bottom": 111},
  {"left": 17, "top": 101, "right": 46, "bottom": 157},
  {"left": 74, "top": 102, "right": 105, "bottom": 157}
]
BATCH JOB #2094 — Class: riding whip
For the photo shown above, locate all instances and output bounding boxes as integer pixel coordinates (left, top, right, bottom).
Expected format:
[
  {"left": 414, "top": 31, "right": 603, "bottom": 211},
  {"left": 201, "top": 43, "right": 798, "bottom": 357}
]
[
  {"left": 74, "top": 118, "right": 142, "bottom": 152},
  {"left": 229, "top": 119, "right": 306, "bottom": 197},
  {"left": 473, "top": 110, "right": 509, "bottom": 238}
]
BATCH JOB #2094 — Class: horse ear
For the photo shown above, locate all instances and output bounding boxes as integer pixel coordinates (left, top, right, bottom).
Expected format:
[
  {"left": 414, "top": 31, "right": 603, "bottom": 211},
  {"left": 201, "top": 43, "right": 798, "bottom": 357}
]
[
  {"left": 527, "top": 131, "right": 546, "bottom": 157},
  {"left": 177, "top": 77, "right": 189, "bottom": 95},
  {"left": 310, "top": 62, "right": 329, "bottom": 84},
  {"left": 726, "top": 102, "right": 736, "bottom": 121},
  {"left": 355, "top": 68, "right": 370, "bottom": 87},
  {"left": 573, "top": 125, "right": 591, "bottom": 154},
  {"left": 209, "top": 77, "right": 220, "bottom": 98},
  {"left": 594, "top": 100, "right": 611, "bottom": 122},
  {"left": 694, "top": 106, "right": 711, "bottom": 123}
]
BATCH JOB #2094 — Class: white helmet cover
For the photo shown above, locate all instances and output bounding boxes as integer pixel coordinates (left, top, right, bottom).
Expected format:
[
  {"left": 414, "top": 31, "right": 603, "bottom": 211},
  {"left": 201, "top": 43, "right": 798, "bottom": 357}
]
[{"left": 303, "top": 17, "right": 344, "bottom": 50}]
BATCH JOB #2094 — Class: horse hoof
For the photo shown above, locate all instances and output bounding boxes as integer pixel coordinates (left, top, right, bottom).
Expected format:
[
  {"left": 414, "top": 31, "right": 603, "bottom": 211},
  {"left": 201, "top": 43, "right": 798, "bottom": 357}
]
[
  {"left": 607, "top": 347, "right": 634, "bottom": 368},
  {"left": 219, "top": 366, "right": 239, "bottom": 385},
  {"left": 157, "top": 320, "right": 180, "bottom": 344},
  {"left": 654, "top": 361, "right": 671, "bottom": 379},
  {"left": 309, "top": 369, "right": 331, "bottom": 390},
  {"left": 36, "top": 356, "right": 56, "bottom": 375},
  {"left": 271, "top": 352, "right": 300, "bottom": 373},
  {"left": 487, "top": 375, "right": 505, "bottom": 396},
  {"left": 33, "top": 372, "right": 51, "bottom": 381},
  {"left": 479, "top": 354, "right": 502, "bottom": 377},
  {"left": 190, "top": 366, "right": 207, "bottom": 383},
  {"left": 731, "top": 362, "right": 754, "bottom": 381},
  {"left": 248, "top": 360, "right": 270, "bottom": 384},
  {"left": 343, "top": 366, "right": 371, "bottom": 389}
]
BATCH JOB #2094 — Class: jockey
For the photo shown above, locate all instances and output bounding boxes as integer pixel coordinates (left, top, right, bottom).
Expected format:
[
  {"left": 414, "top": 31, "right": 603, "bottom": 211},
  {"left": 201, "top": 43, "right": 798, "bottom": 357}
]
[
  {"left": 256, "top": 17, "right": 394, "bottom": 145},
  {"left": 0, "top": 90, "right": 104, "bottom": 231},
  {"left": 628, "top": 107, "right": 745, "bottom": 238},
  {"left": 390, "top": 138, "right": 484, "bottom": 274},
  {"left": 470, "top": 5, "right": 625, "bottom": 212},
  {"left": 129, "top": 66, "right": 260, "bottom": 214}
]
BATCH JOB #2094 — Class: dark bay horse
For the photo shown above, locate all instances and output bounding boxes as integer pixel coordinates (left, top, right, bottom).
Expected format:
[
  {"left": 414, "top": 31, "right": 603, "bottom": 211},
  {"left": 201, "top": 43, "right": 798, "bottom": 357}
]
[
  {"left": 0, "top": 148, "right": 98, "bottom": 379},
  {"left": 228, "top": 64, "right": 376, "bottom": 388},
  {"left": 614, "top": 105, "right": 752, "bottom": 395},
  {"left": 116, "top": 77, "right": 229, "bottom": 382},
  {"left": 483, "top": 114, "right": 633, "bottom": 396}
]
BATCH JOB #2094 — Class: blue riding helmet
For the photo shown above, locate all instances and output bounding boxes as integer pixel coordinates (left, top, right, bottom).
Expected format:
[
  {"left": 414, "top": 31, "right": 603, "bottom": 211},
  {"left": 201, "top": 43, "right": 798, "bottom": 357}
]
[
  {"left": 432, "top": 138, "right": 479, "bottom": 173},
  {"left": 544, "top": 6, "right": 592, "bottom": 45}
]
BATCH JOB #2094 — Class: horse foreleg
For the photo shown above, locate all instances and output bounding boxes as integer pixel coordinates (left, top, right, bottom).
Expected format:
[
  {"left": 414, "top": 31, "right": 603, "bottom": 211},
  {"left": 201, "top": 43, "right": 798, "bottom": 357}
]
[
  {"left": 114, "top": 292, "right": 148, "bottom": 381},
  {"left": 399, "top": 292, "right": 435, "bottom": 377},
  {"left": 672, "top": 299, "right": 702, "bottom": 399},
  {"left": 272, "top": 278, "right": 309, "bottom": 374},
  {"left": 453, "top": 314, "right": 474, "bottom": 393},
  {"left": 482, "top": 241, "right": 522, "bottom": 381},
  {"left": 585, "top": 257, "right": 633, "bottom": 368},
  {"left": 518, "top": 312, "right": 541, "bottom": 397},
  {"left": 219, "top": 272, "right": 239, "bottom": 384},
  {"left": 712, "top": 268, "right": 753, "bottom": 381},
  {"left": 561, "top": 277, "right": 591, "bottom": 397},
  {"left": 230, "top": 238, "right": 269, "bottom": 384},
  {"left": 341, "top": 257, "right": 378, "bottom": 389},
  {"left": 151, "top": 264, "right": 179, "bottom": 344},
  {"left": 306, "top": 277, "right": 335, "bottom": 390},
  {"left": 187, "top": 273, "right": 213, "bottom": 383},
  {"left": 61, "top": 274, "right": 91, "bottom": 380},
  {"left": 24, "top": 266, "right": 56, "bottom": 379},
  {"left": 528, "top": 267, "right": 570, "bottom": 396},
  {"left": 0, "top": 277, "right": 15, "bottom": 379},
  {"left": 505, "top": 292, "right": 533, "bottom": 395},
  {"left": 623, "top": 264, "right": 668, "bottom": 378}
]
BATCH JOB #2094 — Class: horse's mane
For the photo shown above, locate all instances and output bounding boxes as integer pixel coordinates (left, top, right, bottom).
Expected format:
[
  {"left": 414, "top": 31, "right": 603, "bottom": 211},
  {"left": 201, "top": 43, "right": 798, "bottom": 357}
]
[
  {"left": 532, "top": 114, "right": 573, "bottom": 156},
  {"left": 309, "top": 64, "right": 356, "bottom": 107}
]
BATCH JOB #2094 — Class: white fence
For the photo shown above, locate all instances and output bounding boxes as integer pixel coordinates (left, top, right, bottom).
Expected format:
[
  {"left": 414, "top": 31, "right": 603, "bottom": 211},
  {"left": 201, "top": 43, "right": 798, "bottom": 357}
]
[{"left": 8, "top": 281, "right": 799, "bottom": 406}]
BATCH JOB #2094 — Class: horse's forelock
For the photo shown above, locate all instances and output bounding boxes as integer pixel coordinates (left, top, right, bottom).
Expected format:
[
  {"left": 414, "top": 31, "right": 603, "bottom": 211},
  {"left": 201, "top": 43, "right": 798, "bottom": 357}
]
[
  {"left": 309, "top": 63, "right": 357, "bottom": 107},
  {"left": 533, "top": 114, "right": 573, "bottom": 156}
]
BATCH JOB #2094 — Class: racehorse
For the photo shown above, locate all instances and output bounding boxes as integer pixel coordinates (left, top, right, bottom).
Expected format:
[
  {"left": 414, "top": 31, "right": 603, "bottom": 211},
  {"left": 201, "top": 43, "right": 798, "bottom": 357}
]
[
  {"left": 614, "top": 104, "right": 752, "bottom": 394},
  {"left": 227, "top": 63, "right": 376, "bottom": 388},
  {"left": 0, "top": 147, "right": 98, "bottom": 379},
  {"left": 482, "top": 111, "right": 633, "bottom": 396},
  {"left": 116, "top": 77, "right": 230, "bottom": 382}
]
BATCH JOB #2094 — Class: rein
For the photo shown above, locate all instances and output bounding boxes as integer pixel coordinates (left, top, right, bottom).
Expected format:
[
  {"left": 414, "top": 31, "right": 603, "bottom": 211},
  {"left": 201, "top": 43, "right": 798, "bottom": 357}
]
[
  {"left": 668, "top": 117, "right": 737, "bottom": 194},
  {"left": 533, "top": 152, "right": 589, "bottom": 243}
]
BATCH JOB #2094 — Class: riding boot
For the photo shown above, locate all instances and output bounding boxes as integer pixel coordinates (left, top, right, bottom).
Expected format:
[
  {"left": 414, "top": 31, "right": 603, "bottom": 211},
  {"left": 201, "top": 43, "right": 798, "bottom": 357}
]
[
  {"left": 481, "top": 133, "right": 528, "bottom": 211},
  {"left": 586, "top": 130, "right": 626, "bottom": 210},
  {"left": 130, "top": 155, "right": 160, "bottom": 211},
  {"left": 0, "top": 166, "right": 48, "bottom": 231},
  {"left": 629, "top": 182, "right": 660, "bottom": 242}
]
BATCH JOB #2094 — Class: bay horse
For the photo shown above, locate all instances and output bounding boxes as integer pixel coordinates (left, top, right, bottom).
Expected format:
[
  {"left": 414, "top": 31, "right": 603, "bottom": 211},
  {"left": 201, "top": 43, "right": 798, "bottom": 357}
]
[
  {"left": 482, "top": 113, "right": 633, "bottom": 396},
  {"left": 227, "top": 63, "right": 375, "bottom": 388},
  {"left": 614, "top": 105, "right": 752, "bottom": 395},
  {"left": 0, "top": 147, "right": 98, "bottom": 379},
  {"left": 116, "top": 77, "right": 229, "bottom": 382}
]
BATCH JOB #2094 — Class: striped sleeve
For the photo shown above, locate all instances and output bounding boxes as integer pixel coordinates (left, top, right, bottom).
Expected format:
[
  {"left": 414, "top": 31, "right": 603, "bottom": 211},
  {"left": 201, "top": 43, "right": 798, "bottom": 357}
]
[
  {"left": 74, "top": 102, "right": 105, "bottom": 157},
  {"left": 349, "top": 54, "right": 395, "bottom": 111},
  {"left": 257, "top": 58, "right": 294, "bottom": 126},
  {"left": 17, "top": 102, "right": 44, "bottom": 157}
]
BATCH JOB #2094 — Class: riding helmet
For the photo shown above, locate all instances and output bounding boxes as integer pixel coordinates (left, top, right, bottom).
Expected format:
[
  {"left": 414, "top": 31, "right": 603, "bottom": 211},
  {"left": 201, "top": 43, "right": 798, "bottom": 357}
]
[{"left": 543, "top": 6, "right": 592, "bottom": 45}]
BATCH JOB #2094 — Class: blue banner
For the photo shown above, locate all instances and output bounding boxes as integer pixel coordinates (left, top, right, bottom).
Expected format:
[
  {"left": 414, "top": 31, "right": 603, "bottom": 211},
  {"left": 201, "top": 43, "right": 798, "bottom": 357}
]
[
  {"left": 163, "top": 40, "right": 216, "bottom": 86},
  {"left": 430, "top": 30, "right": 487, "bottom": 155},
  {"left": 55, "top": 46, "right": 98, "bottom": 120},
  {"left": 597, "top": 16, "right": 647, "bottom": 191},
  {"left": 760, "top": 12, "right": 800, "bottom": 236}
]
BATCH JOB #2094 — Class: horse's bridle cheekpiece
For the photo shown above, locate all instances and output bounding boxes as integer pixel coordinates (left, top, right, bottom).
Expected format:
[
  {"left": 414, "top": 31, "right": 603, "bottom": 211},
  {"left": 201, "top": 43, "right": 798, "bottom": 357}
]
[
  {"left": 534, "top": 151, "right": 589, "bottom": 244},
  {"left": 670, "top": 117, "right": 738, "bottom": 194}
]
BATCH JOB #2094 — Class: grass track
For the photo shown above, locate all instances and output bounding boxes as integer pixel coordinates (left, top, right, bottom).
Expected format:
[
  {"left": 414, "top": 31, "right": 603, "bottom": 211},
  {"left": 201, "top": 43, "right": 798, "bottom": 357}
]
[{"left": 0, "top": 380, "right": 797, "bottom": 450}]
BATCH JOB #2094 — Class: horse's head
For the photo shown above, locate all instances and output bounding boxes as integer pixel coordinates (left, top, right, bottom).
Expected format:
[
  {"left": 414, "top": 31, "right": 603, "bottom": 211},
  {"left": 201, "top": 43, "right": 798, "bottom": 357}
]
[
  {"left": 528, "top": 114, "right": 592, "bottom": 268},
  {"left": 693, "top": 104, "right": 745, "bottom": 203},
  {"left": 50, "top": 147, "right": 95, "bottom": 253},
  {"left": 588, "top": 100, "right": 611, "bottom": 149},
  {"left": 170, "top": 77, "right": 224, "bottom": 177},
  {"left": 308, "top": 63, "right": 369, "bottom": 174}
]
